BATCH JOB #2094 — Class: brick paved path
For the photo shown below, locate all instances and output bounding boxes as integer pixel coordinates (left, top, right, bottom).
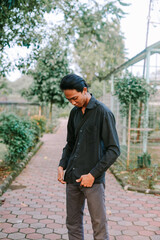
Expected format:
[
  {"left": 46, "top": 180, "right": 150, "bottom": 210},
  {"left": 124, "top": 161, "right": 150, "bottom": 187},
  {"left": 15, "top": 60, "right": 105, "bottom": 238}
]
[{"left": 0, "top": 118, "right": 160, "bottom": 240}]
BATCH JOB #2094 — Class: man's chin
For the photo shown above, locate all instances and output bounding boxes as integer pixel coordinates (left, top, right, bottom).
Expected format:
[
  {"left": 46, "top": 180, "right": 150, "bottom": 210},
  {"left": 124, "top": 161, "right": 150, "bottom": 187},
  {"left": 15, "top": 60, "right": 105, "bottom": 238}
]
[{"left": 75, "top": 104, "right": 81, "bottom": 108}]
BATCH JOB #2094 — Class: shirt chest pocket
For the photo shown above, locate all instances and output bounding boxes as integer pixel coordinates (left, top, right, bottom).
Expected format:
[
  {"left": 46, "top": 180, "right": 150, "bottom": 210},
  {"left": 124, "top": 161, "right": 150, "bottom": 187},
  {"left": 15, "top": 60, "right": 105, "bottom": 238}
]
[{"left": 85, "top": 125, "right": 97, "bottom": 144}]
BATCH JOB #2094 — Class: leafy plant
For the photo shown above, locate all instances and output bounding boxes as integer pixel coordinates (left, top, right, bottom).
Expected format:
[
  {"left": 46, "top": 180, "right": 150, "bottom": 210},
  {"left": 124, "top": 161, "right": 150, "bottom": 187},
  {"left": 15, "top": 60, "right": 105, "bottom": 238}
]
[
  {"left": 147, "top": 164, "right": 158, "bottom": 189},
  {"left": 137, "top": 152, "right": 151, "bottom": 168},
  {"left": 114, "top": 71, "right": 155, "bottom": 118},
  {"left": 0, "top": 0, "right": 55, "bottom": 76},
  {"left": 0, "top": 78, "right": 12, "bottom": 96},
  {"left": 71, "top": 2, "right": 127, "bottom": 82},
  {"left": 22, "top": 37, "right": 70, "bottom": 121},
  {"left": 0, "top": 113, "right": 40, "bottom": 165},
  {"left": 31, "top": 115, "right": 46, "bottom": 135}
]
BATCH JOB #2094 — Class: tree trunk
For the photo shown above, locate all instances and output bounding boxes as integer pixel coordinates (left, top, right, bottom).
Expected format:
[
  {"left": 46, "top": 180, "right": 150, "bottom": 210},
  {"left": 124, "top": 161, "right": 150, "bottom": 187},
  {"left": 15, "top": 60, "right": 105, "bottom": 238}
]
[
  {"left": 38, "top": 105, "right": 42, "bottom": 116},
  {"left": 49, "top": 102, "right": 53, "bottom": 122},
  {"left": 136, "top": 101, "right": 143, "bottom": 142},
  {"left": 127, "top": 103, "right": 131, "bottom": 170}
]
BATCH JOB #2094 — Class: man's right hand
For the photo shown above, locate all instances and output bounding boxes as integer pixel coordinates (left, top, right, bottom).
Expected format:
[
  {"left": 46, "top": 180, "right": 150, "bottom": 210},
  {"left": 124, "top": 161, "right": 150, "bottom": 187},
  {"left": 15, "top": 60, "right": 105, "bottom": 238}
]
[{"left": 58, "top": 166, "right": 66, "bottom": 184}]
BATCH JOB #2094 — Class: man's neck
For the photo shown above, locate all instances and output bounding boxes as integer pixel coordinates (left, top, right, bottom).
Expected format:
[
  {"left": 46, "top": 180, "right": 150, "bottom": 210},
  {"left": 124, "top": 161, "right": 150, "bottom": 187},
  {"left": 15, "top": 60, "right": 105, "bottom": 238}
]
[{"left": 82, "top": 92, "right": 91, "bottom": 114}]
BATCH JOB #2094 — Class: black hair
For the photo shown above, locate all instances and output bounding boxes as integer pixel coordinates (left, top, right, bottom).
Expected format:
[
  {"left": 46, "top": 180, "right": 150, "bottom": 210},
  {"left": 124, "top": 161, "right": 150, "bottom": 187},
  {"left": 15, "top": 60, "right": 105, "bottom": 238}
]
[{"left": 60, "top": 74, "right": 88, "bottom": 92}]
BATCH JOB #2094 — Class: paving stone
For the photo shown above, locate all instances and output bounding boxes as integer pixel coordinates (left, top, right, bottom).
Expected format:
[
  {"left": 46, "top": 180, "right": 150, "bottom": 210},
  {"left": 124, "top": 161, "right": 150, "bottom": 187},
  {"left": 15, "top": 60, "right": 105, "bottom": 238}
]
[
  {"left": 108, "top": 216, "right": 123, "bottom": 221},
  {"left": 149, "top": 221, "right": 160, "bottom": 227},
  {"left": 0, "top": 218, "right": 7, "bottom": 223},
  {"left": 7, "top": 207, "right": 20, "bottom": 211},
  {"left": 2, "top": 227, "right": 18, "bottom": 233},
  {"left": 39, "top": 219, "right": 53, "bottom": 224},
  {"left": 0, "top": 233, "right": 7, "bottom": 239},
  {"left": 20, "top": 228, "right": 36, "bottom": 234},
  {"left": 109, "top": 229, "right": 122, "bottom": 236},
  {"left": 30, "top": 223, "right": 46, "bottom": 229},
  {"left": 138, "top": 230, "right": 155, "bottom": 236},
  {"left": 13, "top": 222, "right": 29, "bottom": 228},
  {"left": 116, "top": 236, "right": 133, "bottom": 240},
  {"left": 32, "top": 214, "right": 47, "bottom": 220},
  {"left": 26, "top": 233, "right": 43, "bottom": 239},
  {"left": 0, "top": 222, "right": 12, "bottom": 228},
  {"left": 118, "top": 220, "right": 132, "bottom": 226},
  {"left": 144, "top": 225, "right": 160, "bottom": 231},
  {"left": 134, "top": 221, "right": 149, "bottom": 226},
  {"left": 108, "top": 237, "right": 115, "bottom": 240},
  {"left": 8, "top": 232, "right": 26, "bottom": 239},
  {"left": 126, "top": 225, "right": 144, "bottom": 232},
  {"left": 152, "top": 206, "right": 160, "bottom": 211},
  {"left": 144, "top": 213, "right": 157, "bottom": 218},
  {"left": 36, "top": 227, "right": 53, "bottom": 234},
  {"left": 45, "top": 233, "right": 62, "bottom": 240},
  {"left": 7, "top": 218, "right": 23, "bottom": 224},
  {"left": 132, "top": 236, "right": 151, "bottom": 240},
  {"left": 23, "top": 218, "right": 38, "bottom": 224},
  {"left": 47, "top": 223, "right": 63, "bottom": 229},
  {"left": 54, "top": 228, "right": 68, "bottom": 234},
  {"left": 122, "top": 230, "right": 138, "bottom": 236},
  {"left": 1, "top": 214, "right": 16, "bottom": 219},
  {"left": 150, "top": 236, "right": 160, "bottom": 240},
  {"left": 113, "top": 225, "right": 128, "bottom": 231}
]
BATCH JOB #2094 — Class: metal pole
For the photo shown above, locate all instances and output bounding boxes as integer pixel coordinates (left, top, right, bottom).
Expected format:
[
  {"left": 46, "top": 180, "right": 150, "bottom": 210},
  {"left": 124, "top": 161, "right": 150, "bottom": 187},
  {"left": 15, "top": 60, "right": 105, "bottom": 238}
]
[
  {"left": 103, "top": 80, "right": 106, "bottom": 104},
  {"left": 143, "top": 50, "right": 150, "bottom": 153},
  {"left": 143, "top": 0, "right": 152, "bottom": 77},
  {"left": 110, "top": 74, "right": 114, "bottom": 112},
  {"left": 127, "top": 103, "right": 131, "bottom": 169},
  {"left": 122, "top": 116, "right": 127, "bottom": 146}
]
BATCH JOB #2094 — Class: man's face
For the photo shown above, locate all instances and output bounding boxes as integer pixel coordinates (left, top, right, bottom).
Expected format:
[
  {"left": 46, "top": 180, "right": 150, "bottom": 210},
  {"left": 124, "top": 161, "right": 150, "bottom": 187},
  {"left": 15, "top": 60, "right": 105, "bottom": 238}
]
[{"left": 63, "top": 88, "right": 87, "bottom": 108}]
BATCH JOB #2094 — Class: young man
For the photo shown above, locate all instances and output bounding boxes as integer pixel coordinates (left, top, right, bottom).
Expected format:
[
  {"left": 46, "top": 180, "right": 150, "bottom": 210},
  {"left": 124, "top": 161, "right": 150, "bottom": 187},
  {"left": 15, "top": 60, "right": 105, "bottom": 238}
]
[{"left": 58, "top": 73, "right": 120, "bottom": 240}]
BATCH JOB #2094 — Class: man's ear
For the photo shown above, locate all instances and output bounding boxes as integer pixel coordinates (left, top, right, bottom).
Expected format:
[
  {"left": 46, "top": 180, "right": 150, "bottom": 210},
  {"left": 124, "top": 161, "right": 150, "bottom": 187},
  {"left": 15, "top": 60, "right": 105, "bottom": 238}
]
[{"left": 83, "top": 87, "right": 88, "bottom": 94}]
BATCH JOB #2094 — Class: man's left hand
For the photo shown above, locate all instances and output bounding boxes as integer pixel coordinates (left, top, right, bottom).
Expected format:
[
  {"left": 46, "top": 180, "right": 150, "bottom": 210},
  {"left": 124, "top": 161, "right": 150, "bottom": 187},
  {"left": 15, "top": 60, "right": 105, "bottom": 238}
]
[{"left": 76, "top": 173, "right": 95, "bottom": 187}]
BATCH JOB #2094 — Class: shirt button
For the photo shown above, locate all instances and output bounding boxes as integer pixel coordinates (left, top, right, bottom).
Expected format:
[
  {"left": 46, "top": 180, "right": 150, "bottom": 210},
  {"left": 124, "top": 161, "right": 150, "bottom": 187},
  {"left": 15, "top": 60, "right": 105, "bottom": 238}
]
[
  {"left": 78, "top": 142, "right": 80, "bottom": 145},
  {"left": 73, "top": 168, "right": 75, "bottom": 170},
  {"left": 80, "top": 130, "right": 82, "bottom": 132}
]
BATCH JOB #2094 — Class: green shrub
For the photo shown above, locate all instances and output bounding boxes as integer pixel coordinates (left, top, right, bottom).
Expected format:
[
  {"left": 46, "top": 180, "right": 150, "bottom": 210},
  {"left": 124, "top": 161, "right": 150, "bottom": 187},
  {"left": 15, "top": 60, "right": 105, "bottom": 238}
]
[
  {"left": 114, "top": 71, "right": 155, "bottom": 118},
  {"left": 137, "top": 152, "right": 151, "bottom": 168},
  {"left": 30, "top": 115, "right": 46, "bottom": 135},
  {"left": 0, "top": 113, "right": 39, "bottom": 165},
  {"left": 30, "top": 120, "right": 41, "bottom": 144}
]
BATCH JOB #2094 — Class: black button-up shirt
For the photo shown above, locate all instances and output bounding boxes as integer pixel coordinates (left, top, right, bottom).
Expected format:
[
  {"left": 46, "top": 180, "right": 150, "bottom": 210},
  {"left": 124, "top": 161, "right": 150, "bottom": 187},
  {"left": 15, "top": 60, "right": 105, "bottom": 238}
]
[{"left": 59, "top": 95, "right": 120, "bottom": 184}]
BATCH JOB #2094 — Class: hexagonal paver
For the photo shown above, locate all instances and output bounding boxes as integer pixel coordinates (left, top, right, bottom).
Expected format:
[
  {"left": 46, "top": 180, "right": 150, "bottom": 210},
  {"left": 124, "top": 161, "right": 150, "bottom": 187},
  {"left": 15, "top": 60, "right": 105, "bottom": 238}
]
[
  {"left": 32, "top": 214, "right": 46, "bottom": 220},
  {"left": 2, "top": 227, "right": 18, "bottom": 234},
  {"left": 26, "top": 233, "right": 43, "bottom": 239},
  {"left": 30, "top": 223, "right": 46, "bottom": 229},
  {"left": 20, "top": 228, "right": 36, "bottom": 234},
  {"left": 7, "top": 218, "right": 23, "bottom": 224},
  {"left": 13, "top": 223, "right": 29, "bottom": 229},
  {"left": 36, "top": 227, "right": 53, "bottom": 234},
  {"left": 0, "top": 233, "right": 7, "bottom": 239},
  {"left": 45, "top": 233, "right": 62, "bottom": 240},
  {"left": 8, "top": 232, "right": 25, "bottom": 239}
]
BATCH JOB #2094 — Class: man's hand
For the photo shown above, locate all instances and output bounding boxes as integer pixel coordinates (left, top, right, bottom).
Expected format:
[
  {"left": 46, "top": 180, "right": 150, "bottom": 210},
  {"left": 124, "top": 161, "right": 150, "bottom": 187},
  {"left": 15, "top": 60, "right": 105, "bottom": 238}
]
[
  {"left": 76, "top": 173, "right": 95, "bottom": 187},
  {"left": 58, "top": 166, "right": 66, "bottom": 184}
]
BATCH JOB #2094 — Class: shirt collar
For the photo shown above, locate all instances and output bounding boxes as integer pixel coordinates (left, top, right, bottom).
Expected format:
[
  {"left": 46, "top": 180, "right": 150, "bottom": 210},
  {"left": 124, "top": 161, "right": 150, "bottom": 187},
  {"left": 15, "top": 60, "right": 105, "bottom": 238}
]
[{"left": 86, "top": 94, "right": 97, "bottom": 109}]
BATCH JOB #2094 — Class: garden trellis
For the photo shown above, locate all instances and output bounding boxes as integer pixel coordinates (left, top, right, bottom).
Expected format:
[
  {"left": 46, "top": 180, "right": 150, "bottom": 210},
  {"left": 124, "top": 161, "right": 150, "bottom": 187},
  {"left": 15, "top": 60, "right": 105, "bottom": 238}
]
[{"left": 102, "top": 41, "right": 160, "bottom": 169}]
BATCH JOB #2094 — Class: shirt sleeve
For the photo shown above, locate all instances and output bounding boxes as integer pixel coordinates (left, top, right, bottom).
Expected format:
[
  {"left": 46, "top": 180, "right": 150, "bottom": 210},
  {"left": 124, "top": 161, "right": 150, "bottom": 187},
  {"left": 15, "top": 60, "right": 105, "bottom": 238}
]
[
  {"left": 58, "top": 109, "right": 75, "bottom": 170},
  {"left": 90, "top": 110, "right": 120, "bottom": 178}
]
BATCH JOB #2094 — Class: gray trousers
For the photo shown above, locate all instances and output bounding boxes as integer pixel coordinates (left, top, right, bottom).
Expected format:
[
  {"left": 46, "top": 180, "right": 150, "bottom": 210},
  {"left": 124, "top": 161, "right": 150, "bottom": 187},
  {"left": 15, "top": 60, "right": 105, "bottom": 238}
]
[{"left": 66, "top": 183, "right": 109, "bottom": 240}]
